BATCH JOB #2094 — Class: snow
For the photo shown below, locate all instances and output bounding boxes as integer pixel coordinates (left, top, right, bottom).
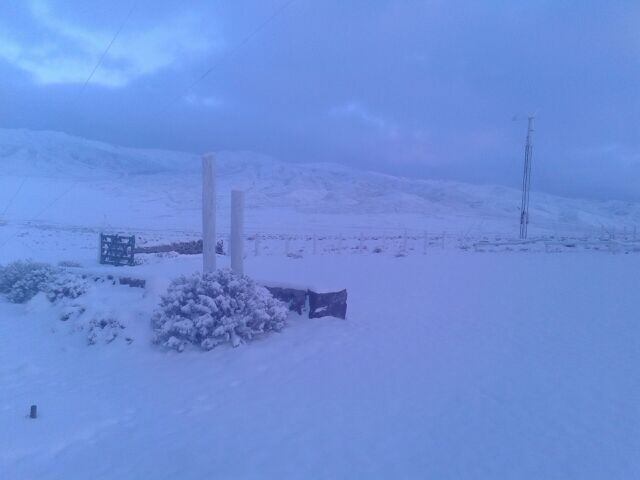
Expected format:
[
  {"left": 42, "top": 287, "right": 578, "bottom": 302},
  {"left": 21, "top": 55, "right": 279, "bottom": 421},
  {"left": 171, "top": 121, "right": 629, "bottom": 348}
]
[
  {"left": 2, "top": 128, "right": 640, "bottom": 235},
  {"left": 1, "top": 253, "right": 638, "bottom": 479},
  {"left": 0, "top": 129, "right": 638, "bottom": 478},
  {"left": 151, "top": 269, "right": 288, "bottom": 351}
]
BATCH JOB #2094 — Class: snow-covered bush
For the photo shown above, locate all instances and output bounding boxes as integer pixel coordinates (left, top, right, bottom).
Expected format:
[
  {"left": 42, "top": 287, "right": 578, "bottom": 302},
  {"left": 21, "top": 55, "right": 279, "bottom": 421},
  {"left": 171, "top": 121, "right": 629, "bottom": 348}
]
[
  {"left": 46, "top": 272, "right": 88, "bottom": 303},
  {"left": 0, "top": 260, "right": 88, "bottom": 304},
  {"left": 87, "top": 317, "right": 127, "bottom": 345},
  {"left": 152, "top": 269, "right": 288, "bottom": 352},
  {"left": 57, "top": 260, "right": 82, "bottom": 268},
  {"left": 0, "top": 261, "right": 56, "bottom": 303}
]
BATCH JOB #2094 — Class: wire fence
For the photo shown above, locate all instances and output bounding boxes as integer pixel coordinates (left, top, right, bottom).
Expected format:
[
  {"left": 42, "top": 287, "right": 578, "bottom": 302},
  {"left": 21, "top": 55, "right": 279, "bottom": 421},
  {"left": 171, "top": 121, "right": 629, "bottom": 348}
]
[
  {"left": 3, "top": 217, "right": 640, "bottom": 259},
  {"left": 137, "top": 230, "right": 640, "bottom": 257}
]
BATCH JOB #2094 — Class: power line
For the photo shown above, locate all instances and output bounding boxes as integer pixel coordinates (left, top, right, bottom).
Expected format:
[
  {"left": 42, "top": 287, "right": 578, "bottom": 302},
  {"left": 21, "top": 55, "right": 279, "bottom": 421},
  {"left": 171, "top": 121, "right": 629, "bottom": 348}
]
[
  {"left": 165, "top": 0, "right": 298, "bottom": 110},
  {"left": 0, "top": 0, "right": 134, "bottom": 239},
  {"left": 80, "top": 3, "right": 137, "bottom": 94},
  {"left": 0, "top": 182, "right": 78, "bottom": 250},
  {"left": 1, "top": 177, "right": 28, "bottom": 218}
]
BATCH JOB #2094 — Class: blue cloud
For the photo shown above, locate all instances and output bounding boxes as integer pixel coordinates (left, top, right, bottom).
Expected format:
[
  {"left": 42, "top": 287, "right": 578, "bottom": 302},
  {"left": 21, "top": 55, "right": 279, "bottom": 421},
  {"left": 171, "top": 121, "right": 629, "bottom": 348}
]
[
  {"left": 0, "top": 0, "right": 639, "bottom": 201},
  {"left": 0, "top": 0, "right": 218, "bottom": 87}
]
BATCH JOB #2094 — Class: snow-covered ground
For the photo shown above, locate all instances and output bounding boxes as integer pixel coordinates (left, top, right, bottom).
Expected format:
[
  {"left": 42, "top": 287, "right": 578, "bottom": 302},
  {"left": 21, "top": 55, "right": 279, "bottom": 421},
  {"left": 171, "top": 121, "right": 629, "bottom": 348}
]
[
  {"left": 2, "top": 253, "right": 638, "bottom": 479},
  {"left": 1, "top": 129, "right": 639, "bottom": 479}
]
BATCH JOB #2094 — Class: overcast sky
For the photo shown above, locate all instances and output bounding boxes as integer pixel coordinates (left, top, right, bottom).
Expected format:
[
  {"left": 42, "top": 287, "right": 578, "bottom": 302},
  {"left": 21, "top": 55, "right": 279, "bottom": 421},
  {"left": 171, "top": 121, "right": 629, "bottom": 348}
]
[{"left": 0, "top": 0, "right": 638, "bottom": 200}]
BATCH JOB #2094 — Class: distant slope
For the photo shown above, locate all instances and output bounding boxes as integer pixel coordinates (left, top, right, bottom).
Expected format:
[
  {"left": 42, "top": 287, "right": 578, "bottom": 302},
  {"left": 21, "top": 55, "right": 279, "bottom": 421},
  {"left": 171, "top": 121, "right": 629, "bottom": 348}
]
[
  {"left": 0, "top": 128, "right": 638, "bottom": 234},
  {"left": 0, "top": 129, "right": 198, "bottom": 178}
]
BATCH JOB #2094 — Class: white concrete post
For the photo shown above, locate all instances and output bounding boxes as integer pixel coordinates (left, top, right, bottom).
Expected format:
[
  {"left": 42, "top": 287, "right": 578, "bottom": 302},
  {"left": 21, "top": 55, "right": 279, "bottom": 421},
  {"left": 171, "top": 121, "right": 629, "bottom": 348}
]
[
  {"left": 202, "top": 154, "right": 216, "bottom": 274},
  {"left": 230, "top": 190, "right": 245, "bottom": 275}
]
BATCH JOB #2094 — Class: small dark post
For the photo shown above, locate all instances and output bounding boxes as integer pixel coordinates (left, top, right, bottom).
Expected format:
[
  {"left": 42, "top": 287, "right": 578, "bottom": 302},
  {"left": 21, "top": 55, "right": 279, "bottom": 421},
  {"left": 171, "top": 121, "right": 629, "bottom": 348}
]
[{"left": 30, "top": 405, "right": 37, "bottom": 419}]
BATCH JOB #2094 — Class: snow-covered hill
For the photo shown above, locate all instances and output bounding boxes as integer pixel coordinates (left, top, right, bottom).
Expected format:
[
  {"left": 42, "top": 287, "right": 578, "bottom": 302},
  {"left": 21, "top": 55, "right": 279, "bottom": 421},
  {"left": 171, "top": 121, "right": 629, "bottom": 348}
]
[
  {"left": 0, "top": 128, "right": 638, "bottom": 234},
  {"left": 0, "top": 129, "right": 198, "bottom": 178}
]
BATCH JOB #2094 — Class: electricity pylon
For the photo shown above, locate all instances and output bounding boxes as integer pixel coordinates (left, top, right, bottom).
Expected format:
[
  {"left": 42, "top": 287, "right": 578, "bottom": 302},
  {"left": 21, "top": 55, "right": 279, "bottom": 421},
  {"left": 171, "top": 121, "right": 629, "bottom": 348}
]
[{"left": 519, "top": 116, "right": 535, "bottom": 239}]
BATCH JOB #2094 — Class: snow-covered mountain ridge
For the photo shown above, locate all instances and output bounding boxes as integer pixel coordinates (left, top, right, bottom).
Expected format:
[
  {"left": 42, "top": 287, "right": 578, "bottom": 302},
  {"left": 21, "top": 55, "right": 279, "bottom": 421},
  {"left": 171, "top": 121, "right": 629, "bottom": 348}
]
[
  {"left": 0, "top": 128, "right": 638, "bottom": 234},
  {"left": 0, "top": 129, "right": 199, "bottom": 177}
]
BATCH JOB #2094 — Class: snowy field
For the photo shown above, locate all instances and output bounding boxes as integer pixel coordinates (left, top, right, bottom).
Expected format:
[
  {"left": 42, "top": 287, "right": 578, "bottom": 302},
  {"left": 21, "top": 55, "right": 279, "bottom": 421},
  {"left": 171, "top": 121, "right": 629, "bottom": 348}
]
[
  {"left": 2, "top": 252, "right": 638, "bottom": 479},
  {"left": 1, "top": 130, "right": 639, "bottom": 479}
]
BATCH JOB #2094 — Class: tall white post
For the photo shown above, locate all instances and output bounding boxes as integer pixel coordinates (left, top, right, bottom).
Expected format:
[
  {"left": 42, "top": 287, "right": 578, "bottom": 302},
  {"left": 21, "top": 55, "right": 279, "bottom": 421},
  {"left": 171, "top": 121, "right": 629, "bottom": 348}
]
[
  {"left": 230, "top": 190, "right": 245, "bottom": 275},
  {"left": 202, "top": 154, "right": 217, "bottom": 274}
]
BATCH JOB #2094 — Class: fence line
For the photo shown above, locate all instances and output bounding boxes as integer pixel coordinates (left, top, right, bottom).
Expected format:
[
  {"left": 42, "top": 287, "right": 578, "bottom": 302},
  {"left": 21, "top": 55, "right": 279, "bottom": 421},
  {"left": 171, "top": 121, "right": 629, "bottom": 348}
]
[
  {"left": 137, "top": 231, "right": 640, "bottom": 257},
  {"left": 4, "top": 218, "right": 640, "bottom": 257}
]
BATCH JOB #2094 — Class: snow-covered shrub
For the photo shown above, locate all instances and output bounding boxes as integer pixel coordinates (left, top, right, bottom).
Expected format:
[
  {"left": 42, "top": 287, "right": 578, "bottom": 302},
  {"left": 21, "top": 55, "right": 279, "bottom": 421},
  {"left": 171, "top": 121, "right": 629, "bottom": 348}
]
[
  {"left": 46, "top": 272, "right": 88, "bottom": 303},
  {"left": 152, "top": 269, "right": 288, "bottom": 352},
  {"left": 0, "top": 260, "right": 88, "bottom": 304},
  {"left": 59, "top": 304, "right": 86, "bottom": 322},
  {"left": 87, "top": 317, "right": 127, "bottom": 345},
  {"left": 57, "top": 260, "right": 82, "bottom": 268},
  {"left": 0, "top": 261, "right": 56, "bottom": 303}
]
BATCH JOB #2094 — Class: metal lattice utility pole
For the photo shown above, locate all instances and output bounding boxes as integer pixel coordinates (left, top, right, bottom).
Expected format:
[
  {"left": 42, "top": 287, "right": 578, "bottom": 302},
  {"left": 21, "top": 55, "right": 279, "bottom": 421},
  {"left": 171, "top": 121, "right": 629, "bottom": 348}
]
[{"left": 519, "top": 116, "right": 535, "bottom": 239}]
